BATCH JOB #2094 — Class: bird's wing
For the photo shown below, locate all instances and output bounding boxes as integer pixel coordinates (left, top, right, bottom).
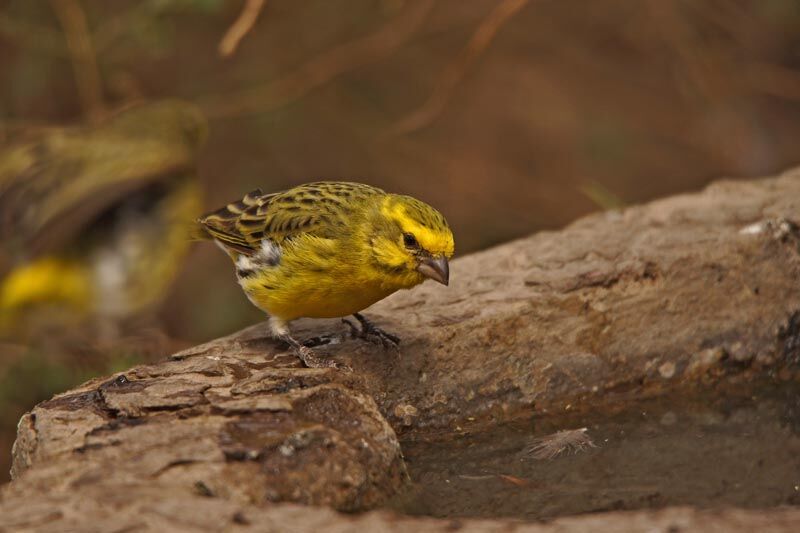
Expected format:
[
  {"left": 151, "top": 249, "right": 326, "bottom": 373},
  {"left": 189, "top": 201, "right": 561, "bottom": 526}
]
[
  {"left": 0, "top": 101, "right": 207, "bottom": 261},
  {"left": 198, "top": 182, "right": 385, "bottom": 254}
]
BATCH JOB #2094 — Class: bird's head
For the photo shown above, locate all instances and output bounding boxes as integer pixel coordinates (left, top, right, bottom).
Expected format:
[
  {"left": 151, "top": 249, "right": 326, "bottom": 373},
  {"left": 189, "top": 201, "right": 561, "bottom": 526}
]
[{"left": 367, "top": 194, "right": 454, "bottom": 288}]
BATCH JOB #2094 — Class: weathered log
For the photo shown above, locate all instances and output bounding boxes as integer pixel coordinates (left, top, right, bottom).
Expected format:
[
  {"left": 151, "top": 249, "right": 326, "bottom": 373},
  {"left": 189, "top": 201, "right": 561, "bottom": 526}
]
[{"left": 3, "top": 169, "right": 800, "bottom": 530}]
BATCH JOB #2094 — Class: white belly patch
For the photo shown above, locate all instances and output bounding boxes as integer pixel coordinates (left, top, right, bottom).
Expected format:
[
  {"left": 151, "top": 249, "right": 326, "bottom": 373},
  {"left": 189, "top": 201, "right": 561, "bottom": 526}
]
[{"left": 235, "top": 239, "right": 281, "bottom": 280}]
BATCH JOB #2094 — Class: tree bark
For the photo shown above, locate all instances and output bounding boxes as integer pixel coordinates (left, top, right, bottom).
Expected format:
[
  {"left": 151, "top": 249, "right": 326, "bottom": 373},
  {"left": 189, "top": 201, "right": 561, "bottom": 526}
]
[{"left": 3, "top": 169, "right": 800, "bottom": 531}]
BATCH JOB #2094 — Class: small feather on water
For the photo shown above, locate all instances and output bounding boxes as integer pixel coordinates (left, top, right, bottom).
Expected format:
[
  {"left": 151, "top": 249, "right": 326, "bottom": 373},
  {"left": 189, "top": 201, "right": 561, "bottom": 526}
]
[{"left": 524, "top": 428, "right": 596, "bottom": 460}]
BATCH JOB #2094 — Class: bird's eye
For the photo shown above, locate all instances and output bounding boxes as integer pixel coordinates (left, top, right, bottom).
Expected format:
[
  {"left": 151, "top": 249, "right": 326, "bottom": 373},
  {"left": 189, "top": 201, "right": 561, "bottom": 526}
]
[{"left": 403, "top": 232, "right": 419, "bottom": 249}]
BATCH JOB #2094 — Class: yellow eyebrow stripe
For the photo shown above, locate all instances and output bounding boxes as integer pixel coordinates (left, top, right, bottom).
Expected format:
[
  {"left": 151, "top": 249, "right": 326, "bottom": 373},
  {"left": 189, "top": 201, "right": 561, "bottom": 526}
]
[{"left": 381, "top": 198, "right": 454, "bottom": 256}]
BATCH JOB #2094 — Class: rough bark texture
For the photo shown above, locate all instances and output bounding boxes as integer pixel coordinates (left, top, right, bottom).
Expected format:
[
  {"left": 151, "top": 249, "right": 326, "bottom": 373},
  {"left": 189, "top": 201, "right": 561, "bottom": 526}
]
[
  {"left": 4, "top": 169, "right": 800, "bottom": 531},
  {"left": 10, "top": 372, "right": 407, "bottom": 512}
]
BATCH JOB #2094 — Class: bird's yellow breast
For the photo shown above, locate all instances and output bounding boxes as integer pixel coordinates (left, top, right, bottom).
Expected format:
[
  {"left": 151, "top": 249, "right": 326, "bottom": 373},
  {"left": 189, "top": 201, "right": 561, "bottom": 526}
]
[
  {"left": 243, "top": 273, "right": 396, "bottom": 321},
  {"left": 236, "top": 234, "right": 418, "bottom": 321}
]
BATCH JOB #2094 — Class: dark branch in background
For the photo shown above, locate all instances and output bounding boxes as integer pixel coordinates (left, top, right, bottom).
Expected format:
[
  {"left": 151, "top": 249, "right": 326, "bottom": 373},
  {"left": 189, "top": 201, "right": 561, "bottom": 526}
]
[
  {"left": 387, "top": 0, "right": 529, "bottom": 136},
  {"left": 92, "top": 2, "right": 153, "bottom": 53},
  {"left": 49, "top": 0, "right": 105, "bottom": 122},
  {"left": 219, "top": 0, "right": 266, "bottom": 58},
  {"left": 0, "top": 12, "right": 68, "bottom": 57},
  {"left": 0, "top": 2, "right": 149, "bottom": 57},
  {"left": 747, "top": 61, "right": 800, "bottom": 102},
  {"left": 198, "top": 0, "right": 434, "bottom": 119},
  {"left": 645, "top": 0, "right": 731, "bottom": 104}
]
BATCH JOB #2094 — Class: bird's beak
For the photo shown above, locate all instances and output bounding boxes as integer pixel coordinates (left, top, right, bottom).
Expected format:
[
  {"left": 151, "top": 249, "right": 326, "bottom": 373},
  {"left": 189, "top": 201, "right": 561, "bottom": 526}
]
[{"left": 417, "top": 255, "right": 449, "bottom": 286}]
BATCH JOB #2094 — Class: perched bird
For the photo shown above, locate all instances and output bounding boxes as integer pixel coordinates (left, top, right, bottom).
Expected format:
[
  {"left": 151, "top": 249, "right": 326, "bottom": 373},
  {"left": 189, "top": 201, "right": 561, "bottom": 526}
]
[
  {"left": 0, "top": 100, "right": 207, "bottom": 339},
  {"left": 197, "top": 181, "right": 454, "bottom": 369}
]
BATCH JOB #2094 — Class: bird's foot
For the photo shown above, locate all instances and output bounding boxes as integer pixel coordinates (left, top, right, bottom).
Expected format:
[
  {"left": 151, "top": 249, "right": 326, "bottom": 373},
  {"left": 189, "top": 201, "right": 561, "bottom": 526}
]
[
  {"left": 302, "top": 333, "right": 344, "bottom": 348},
  {"left": 278, "top": 333, "right": 350, "bottom": 371},
  {"left": 295, "top": 345, "right": 350, "bottom": 371},
  {"left": 343, "top": 313, "right": 400, "bottom": 349}
]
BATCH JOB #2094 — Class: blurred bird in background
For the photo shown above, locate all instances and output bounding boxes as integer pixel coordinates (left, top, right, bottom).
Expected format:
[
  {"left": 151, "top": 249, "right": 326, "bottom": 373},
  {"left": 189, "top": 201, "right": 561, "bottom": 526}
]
[
  {"left": 0, "top": 100, "right": 207, "bottom": 344},
  {"left": 0, "top": 99, "right": 207, "bottom": 481}
]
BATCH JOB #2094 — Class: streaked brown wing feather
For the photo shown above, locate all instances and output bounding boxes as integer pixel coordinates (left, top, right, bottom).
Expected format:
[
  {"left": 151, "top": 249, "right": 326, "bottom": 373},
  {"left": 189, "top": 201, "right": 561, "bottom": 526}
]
[
  {"left": 198, "top": 182, "right": 384, "bottom": 253},
  {"left": 196, "top": 189, "right": 271, "bottom": 252}
]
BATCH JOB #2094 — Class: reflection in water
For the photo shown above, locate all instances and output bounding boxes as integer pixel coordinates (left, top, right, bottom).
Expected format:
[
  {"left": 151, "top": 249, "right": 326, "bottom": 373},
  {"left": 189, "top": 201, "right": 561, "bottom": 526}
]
[{"left": 391, "top": 379, "right": 800, "bottom": 520}]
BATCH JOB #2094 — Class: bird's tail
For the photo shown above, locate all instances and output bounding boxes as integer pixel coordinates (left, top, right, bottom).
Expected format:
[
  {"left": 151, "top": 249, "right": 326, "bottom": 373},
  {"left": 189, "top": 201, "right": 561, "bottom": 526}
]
[{"left": 193, "top": 189, "right": 266, "bottom": 252}]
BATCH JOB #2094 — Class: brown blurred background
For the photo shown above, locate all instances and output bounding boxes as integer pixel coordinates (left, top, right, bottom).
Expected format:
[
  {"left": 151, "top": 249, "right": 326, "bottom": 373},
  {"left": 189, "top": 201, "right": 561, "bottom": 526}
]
[{"left": 2, "top": 0, "right": 800, "bottom": 481}]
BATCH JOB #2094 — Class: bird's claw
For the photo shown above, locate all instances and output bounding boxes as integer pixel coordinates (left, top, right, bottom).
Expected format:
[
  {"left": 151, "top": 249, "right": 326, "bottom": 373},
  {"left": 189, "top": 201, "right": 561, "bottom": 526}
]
[
  {"left": 343, "top": 313, "right": 401, "bottom": 350},
  {"left": 295, "top": 345, "right": 351, "bottom": 372},
  {"left": 274, "top": 334, "right": 349, "bottom": 371},
  {"left": 302, "top": 333, "right": 343, "bottom": 348}
]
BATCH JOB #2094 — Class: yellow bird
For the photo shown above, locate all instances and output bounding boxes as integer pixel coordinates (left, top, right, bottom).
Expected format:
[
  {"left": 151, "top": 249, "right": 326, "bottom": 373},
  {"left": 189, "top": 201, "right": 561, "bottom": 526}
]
[
  {"left": 0, "top": 101, "right": 207, "bottom": 339},
  {"left": 197, "top": 182, "right": 454, "bottom": 369}
]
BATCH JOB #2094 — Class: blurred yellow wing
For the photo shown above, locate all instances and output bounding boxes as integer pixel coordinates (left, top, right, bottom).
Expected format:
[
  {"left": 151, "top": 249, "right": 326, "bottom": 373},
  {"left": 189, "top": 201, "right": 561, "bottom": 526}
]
[{"left": 0, "top": 100, "right": 207, "bottom": 261}]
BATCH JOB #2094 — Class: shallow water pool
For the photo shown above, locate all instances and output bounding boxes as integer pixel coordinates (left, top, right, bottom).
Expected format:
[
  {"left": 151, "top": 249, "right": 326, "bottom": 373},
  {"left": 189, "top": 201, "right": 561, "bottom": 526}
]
[{"left": 390, "top": 379, "right": 800, "bottom": 520}]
